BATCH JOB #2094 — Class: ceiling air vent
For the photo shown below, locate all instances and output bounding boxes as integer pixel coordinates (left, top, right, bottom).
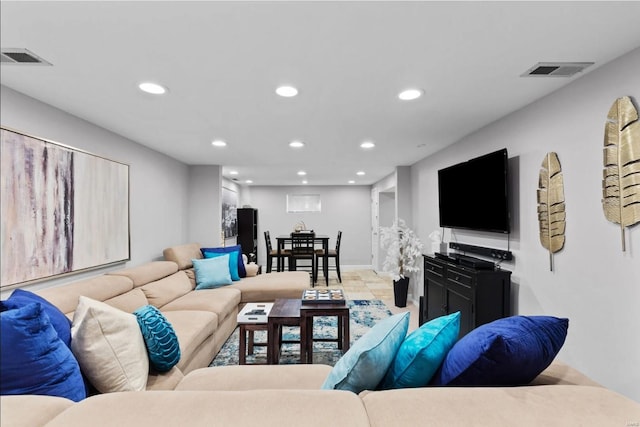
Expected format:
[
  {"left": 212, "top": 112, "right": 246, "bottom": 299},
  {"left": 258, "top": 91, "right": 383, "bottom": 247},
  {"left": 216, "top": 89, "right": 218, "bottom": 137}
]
[
  {"left": 0, "top": 48, "right": 52, "bottom": 65},
  {"left": 521, "top": 62, "right": 593, "bottom": 77}
]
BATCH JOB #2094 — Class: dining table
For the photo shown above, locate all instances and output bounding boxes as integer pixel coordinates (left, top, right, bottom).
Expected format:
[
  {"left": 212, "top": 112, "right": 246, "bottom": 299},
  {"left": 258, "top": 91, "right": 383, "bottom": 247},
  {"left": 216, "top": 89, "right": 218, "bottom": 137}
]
[{"left": 275, "top": 234, "right": 330, "bottom": 285}]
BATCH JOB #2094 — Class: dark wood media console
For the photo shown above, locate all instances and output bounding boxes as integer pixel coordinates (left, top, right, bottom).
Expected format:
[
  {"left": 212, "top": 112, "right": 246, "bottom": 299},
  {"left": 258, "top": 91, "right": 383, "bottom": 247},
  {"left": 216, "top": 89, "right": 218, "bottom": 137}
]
[{"left": 421, "top": 254, "right": 512, "bottom": 338}]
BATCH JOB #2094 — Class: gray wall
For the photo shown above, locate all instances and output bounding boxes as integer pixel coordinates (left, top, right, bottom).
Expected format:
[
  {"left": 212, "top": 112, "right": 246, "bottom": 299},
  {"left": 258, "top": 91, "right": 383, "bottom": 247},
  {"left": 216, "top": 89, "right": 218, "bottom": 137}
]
[
  {"left": 0, "top": 85, "right": 191, "bottom": 295},
  {"left": 409, "top": 48, "right": 640, "bottom": 401},
  {"left": 245, "top": 185, "right": 372, "bottom": 268},
  {"left": 187, "top": 165, "right": 222, "bottom": 247}
]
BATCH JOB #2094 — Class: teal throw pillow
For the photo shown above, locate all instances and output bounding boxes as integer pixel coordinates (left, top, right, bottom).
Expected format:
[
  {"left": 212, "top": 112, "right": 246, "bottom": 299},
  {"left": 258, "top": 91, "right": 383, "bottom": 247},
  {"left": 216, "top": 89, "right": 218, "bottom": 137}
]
[
  {"left": 192, "top": 255, "right": 232, "bottom": 289},
  {"left": 134, "top": 305, "right": 181, "bottom": 372},
  {"left": 379, "top": 311, "right": 460, "bottom": 389},
  {"left": 203, "top": 250, "right": 240, "bottom": 281},
  {"left": 0, "top": 303, "right": 86, "bottom": 401},
  {"left": 321, "top": 311, "right": 409, "bottom": 393},
  {"left": 432, "top": 315, "right": 569, "bottom": 386},
  {"left": 201, "top": 245, "right": 246, "bottom": 278}
]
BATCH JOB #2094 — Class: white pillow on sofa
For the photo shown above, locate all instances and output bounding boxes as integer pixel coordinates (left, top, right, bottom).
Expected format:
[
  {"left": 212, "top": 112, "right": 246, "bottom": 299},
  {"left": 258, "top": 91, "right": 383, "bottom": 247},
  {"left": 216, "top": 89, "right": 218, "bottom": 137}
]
[{"left": 71, "top": 296, "right": 149, "bottom": 393}]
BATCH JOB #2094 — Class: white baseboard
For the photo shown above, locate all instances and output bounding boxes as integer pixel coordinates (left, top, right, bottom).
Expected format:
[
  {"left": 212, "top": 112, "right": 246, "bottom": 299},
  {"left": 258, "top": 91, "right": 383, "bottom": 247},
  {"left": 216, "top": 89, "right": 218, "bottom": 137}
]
[{"left": 341, "top": 265, "right": 374, "bottom": 271}]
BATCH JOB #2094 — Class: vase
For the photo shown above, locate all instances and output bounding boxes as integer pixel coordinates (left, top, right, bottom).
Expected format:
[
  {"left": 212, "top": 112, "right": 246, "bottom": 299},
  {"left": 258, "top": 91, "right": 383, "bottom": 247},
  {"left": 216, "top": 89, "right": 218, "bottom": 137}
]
[{"left": 393, "top": 277, "right": 410, "bottom": 308}]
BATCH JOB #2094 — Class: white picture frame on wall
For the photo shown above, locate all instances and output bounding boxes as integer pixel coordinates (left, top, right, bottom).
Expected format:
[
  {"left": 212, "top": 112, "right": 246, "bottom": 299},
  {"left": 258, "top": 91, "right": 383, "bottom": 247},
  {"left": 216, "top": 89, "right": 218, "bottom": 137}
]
[{"left": 286, "top": 194, "right": 321, "bottom": 213}]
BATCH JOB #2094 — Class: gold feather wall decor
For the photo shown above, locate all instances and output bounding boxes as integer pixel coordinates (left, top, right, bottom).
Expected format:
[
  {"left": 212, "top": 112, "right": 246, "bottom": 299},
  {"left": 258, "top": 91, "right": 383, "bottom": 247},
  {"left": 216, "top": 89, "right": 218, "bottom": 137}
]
[
  {"left": 602, "top": 96, "right": 640, "bottom": 252},
  {"left": 538, "top": 152, "right": 566, "bottom": 271}
]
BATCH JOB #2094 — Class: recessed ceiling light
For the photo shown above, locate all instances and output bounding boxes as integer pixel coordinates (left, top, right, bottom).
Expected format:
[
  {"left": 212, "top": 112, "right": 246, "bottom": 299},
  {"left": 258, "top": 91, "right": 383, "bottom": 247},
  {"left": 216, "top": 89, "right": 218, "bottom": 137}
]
[
  {"left": 297, "top": 170, "right": 307, "bottom": 176},
  {"left": 245, "top": 180, "right": 253, "bottom": 184},
  {"left": 276, "top": 85, "right": 298, "bottom": 97},
  {"left": 348, "top": 180, "right": 355, "bottom": 184},
  {"left": 398, "top": 88, "right": 423, "bottom": 101},
  {"left": 229, "top": 170, "right": 239, "bottom": 175},
  {"left": 302, "top": 180, "right": 308, "bottom": 184},
  {"left": 360, "top": 141, "right": 375, "bottom": 149},
  {"left": 211, "top": 140, "right": 227, "bottom": 147},
  {"left": 356, "top": 171, "right": 366, "bottom": 176},
  {"left": 289, "top": 140, "right": 305, "bottom": 148},
  {"left": 138, "top": 82, "right": 167, "bottom": 95}
]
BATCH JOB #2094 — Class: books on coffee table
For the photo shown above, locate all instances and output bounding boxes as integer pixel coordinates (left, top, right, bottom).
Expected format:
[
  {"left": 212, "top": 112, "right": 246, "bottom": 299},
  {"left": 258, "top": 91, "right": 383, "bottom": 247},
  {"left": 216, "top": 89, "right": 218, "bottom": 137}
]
[
  {"left": 301, "top": 289, "right": 345, "bottom": 305},
  {"left": 237, "top": 302, "right": 274, "bottom": 323}
]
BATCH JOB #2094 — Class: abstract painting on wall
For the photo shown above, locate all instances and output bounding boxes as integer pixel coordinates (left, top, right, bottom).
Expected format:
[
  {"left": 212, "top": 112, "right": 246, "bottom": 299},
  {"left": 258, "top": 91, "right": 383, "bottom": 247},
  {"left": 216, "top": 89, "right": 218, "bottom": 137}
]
[{"left": 1, "top": 127, "right": 130, "bottom": 288}]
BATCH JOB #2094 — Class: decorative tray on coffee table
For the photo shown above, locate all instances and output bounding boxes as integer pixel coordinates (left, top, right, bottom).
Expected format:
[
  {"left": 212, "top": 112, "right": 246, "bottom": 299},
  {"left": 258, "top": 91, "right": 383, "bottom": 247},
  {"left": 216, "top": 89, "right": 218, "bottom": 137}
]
[{"left": 301, "top": 289, "right": 345, "bottom": 305}]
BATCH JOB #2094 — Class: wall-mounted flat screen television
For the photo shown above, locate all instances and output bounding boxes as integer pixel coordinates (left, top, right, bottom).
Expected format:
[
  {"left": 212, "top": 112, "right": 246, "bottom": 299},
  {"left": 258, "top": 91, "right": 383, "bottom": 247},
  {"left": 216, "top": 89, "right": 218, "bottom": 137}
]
[{"left": 438, "top": 148, "right": 510, "bottom": 234}]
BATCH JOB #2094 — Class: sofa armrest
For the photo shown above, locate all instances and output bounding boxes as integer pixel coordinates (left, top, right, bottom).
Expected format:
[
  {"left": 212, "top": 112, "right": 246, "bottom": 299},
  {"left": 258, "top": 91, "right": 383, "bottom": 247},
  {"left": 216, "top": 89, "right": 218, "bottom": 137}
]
[{"left": 529, "top": 359, "right": 603, "bottom": 387}]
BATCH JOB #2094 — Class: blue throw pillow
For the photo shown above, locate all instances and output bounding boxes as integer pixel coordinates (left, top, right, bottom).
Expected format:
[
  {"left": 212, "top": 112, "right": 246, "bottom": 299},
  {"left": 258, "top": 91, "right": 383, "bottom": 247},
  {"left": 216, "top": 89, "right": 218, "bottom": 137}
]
[
  {"left": 2, "top": 289, "right": 72, "bottom": 348},
  {"left": 192, "top": 255, "right": 232, "bottom": 289},
  {"left": 379, "top": 311, "right": 460, "bottom": 389},
  {"left": 321, "top": 312, "right": 409, "bottom": 393},
  {"left": 432, "top": 315, "right": 569, "bottom": 386},
  {"left": 203, "top": 250, "right": 240, "bottom": 281},
  {"left": 201, "top": 245, "right": 246, "bottom": 278},
  {"left": 0, "top": 303, "right": 86, "bottom": 401},
  {"left": 134, "top": 305, "right": 181, "bottom": 372}
]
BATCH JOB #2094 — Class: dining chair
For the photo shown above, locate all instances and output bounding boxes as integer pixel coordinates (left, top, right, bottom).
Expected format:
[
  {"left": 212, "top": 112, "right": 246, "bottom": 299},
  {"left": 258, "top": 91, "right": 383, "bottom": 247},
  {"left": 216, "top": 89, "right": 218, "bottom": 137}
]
[
  {"left": 315, "top": 231, "right": 342, "bottom": 283},
  {"left": 264, "top": 231, "right": 290, "bottom": 273},
  {"left": 289, "top": 232, "right": 317, "bottom": 285}
]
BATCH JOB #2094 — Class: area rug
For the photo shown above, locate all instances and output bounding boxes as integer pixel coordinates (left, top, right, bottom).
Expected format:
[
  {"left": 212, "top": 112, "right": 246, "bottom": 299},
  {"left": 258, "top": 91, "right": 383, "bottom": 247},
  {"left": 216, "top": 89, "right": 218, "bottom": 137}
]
[{"left": 210, "top": 300, "right": 392, "bottom": 366}]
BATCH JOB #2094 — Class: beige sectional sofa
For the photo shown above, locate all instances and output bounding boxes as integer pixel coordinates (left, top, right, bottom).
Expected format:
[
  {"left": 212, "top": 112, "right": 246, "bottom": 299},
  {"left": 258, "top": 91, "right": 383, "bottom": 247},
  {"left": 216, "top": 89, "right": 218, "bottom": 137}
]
[
  {"left": 33, "top": 243, "right": 311, "bottom": 390},
  {"left": 3, "top": 361, "right": 640, "bottom": 427},
  {"left": 2, "top": 243, "right": 640, "bottom": 426}
]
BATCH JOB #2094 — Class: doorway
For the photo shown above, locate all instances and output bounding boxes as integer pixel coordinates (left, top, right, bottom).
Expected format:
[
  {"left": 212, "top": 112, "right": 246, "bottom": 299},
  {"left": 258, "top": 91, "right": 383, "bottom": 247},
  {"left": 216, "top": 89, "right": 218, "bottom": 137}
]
[{"left": 375, "top": 187, "right": 396, "bottom": 272}]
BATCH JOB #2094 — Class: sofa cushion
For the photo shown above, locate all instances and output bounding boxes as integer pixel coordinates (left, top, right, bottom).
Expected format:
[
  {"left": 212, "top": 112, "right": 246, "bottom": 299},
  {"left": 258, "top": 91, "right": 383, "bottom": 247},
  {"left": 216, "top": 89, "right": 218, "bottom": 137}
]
[
  {"left": 1, "top": 395, "right": 75, "bottom": 427},
  {"left": 379, "top": 311, "right": 460, "bottom": 389},
  {"left": 161, "top": 310, "right": 217, "bottom": 372},
  {"left": 163, "top": 242, "right": 202, "bottom": 270},
  {"left": 107, "top": 261, "right": 178, "bottom": 287},
  {"left": 233, "top": 271, "right": 310, "bottom": 303},
  {"left": 140, "top": 271, "right": 192, "bottom": 308},
  {"left": 1, "top": 303, "right": 86, "bottom": 402},
  {"left": 104, "top": 288, "right": 149, "bottom": 313},
  {"left": 433, "top": 315, "right": 569, "bottom": 386},
  {"left": 2, "top": 289, "right": 72, "bottom": 348},
  {"left": 203, "top": 250, "right": 241, "bottom": 281},
  {"left": 134, "top": 305, "right": 181, "bottom": 372},
  {"left": 177, "top": 365, "right": 334, "bottom": 391},
  {"left": 201, "top": 244, "right": 246, "bottom": 278},
  {"left": 161, "top": 287, "right": 241, "bottom": 322},
  {"left": 71, "top": 296, "right": 148, "bottom": 393},
  {"left": 193, "top": 256, "right": 233, "bottom": 289},
  {"left": 44, "top": 390, "right": 372, "bottom": 427},
  {"left": 322, "top": 312, "right": 409, "bottom": 393},
  {"left": 36, "top": 275, "right": 134, "bottom": 316}
]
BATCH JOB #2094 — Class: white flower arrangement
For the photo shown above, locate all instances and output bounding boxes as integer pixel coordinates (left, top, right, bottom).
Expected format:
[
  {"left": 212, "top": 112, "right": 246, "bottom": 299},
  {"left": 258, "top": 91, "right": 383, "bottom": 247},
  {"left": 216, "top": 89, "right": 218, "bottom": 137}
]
[{"left": 380, "top": 219, "right": 424, "bottom": 281}]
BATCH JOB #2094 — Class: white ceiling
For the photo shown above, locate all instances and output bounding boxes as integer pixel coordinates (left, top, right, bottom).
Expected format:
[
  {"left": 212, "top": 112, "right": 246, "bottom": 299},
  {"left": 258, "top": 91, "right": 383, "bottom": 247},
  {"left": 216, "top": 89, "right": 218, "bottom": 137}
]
[{"left": 2, "top": 1, "right": 640, "bottom": 186}]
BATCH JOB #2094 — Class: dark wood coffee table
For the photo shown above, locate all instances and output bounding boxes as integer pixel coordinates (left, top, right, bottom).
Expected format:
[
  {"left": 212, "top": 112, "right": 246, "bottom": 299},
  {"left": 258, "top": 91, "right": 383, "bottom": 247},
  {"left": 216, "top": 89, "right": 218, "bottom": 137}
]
[
  {"left": 267, "top": 299, "right": 302, "bottom": 364},
  {"left": 299, "top": 302, "right": 350, "bottom": 364}
]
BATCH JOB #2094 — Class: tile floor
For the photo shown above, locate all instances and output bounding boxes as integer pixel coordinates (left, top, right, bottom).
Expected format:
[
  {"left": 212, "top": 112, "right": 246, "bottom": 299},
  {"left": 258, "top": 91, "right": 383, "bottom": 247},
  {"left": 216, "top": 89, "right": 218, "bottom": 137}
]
[{"left": 313, "top": 269, "right": 420, "bottom": 332}]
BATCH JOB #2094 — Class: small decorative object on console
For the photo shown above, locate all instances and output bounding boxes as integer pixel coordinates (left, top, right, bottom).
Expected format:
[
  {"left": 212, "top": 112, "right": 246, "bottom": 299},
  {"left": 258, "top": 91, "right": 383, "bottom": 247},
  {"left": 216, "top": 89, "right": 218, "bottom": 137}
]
[{"left": 302, "top": 289, "right": 345, "bottom": 305}]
